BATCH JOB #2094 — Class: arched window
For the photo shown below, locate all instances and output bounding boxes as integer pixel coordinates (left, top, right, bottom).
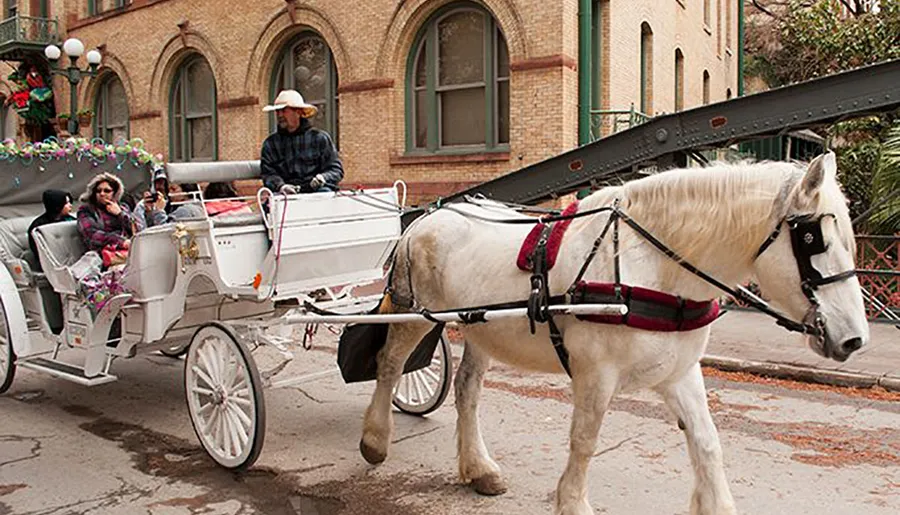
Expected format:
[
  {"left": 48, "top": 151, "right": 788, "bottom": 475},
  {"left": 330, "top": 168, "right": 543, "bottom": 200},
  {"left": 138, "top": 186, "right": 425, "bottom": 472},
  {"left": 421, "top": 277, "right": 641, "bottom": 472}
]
[
  {"left": 408, "top": 3, "right": 509, "bottom": 152},
  {"left": 93, "top": 73, "right": 129, "bottom": 142},
  {"left": 271, "top": 32, "right": 339, "bottom": 142},
  {"left": 640, "top": 22, "right": 653, "bottom": 115},
  {"left": 169, "top": 55, "right": 217, "bottom": 162},
  {"left": 674, "top": 49, "right": 684, "bottom": 112},
  {"left": 702, "top": 70, "right": 711, "bottom": 105}
]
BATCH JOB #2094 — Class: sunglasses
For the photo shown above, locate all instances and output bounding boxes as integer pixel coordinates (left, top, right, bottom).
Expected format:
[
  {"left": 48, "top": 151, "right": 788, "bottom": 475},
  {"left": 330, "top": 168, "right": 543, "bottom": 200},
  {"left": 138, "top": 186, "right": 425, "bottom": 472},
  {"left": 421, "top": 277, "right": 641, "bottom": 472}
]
[{"left": 96, "top": 188, "right": 114, "bottom": 194}]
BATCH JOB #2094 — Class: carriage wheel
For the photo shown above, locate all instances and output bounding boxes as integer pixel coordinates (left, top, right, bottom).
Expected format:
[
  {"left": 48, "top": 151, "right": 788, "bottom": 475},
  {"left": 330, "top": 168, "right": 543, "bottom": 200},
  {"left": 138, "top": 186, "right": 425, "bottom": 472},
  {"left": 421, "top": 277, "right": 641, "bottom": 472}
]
[
  {"left": 160, "top": 340, "right": 190, "bottom": 358},
  {"left": 392, "top": 331, "right": 452, "bottom": 416},
  {"left": 185, "top": 323, "right": 265, "bottom": 470},
  {"left": 0, "top": 297, "right": 16, "bottom": 394}
]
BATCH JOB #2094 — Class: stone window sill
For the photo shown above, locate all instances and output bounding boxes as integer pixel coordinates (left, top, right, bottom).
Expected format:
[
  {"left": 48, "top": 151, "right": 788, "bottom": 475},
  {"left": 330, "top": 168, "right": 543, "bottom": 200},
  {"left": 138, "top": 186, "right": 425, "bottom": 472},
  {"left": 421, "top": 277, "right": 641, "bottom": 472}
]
[{"left": 390, "top": 151, "right": 510, "bottom": 166}]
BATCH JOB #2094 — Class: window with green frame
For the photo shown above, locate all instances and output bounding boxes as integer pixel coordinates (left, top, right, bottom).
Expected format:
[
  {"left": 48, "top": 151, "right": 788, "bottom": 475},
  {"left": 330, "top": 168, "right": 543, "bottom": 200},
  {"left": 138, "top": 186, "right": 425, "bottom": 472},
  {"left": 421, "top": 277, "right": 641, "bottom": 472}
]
[
  {"left": 674, "top": 48, "right": 684, "bottom": 112},
  {"left": 270, "top": 32, "right": 339, "bottom": 144},
  {"left": 88, "top": 0, "right": 129, "bottom": 16},
  {"left": 93, "top": 73, "right": 129, "bottom": 142},
  {"left": 407, "top": 3, "right": 509, "bottom": 153},
  {"left": 640, "top": 22, "right": 653, "bottom": 115},
  {"left": 169, "top": 55, "right": 217, "bottom": 162}
]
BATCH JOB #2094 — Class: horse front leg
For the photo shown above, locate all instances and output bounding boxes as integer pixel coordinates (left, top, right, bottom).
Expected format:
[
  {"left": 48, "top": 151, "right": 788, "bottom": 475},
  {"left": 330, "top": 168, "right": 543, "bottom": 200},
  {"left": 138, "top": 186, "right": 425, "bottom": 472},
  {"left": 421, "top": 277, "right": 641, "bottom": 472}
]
[
  {"left": 659, "top": 363, "right": 737, "bottom": 515},
  {"left": 455, "top": 340, "right": 507, "bottom": 495},
  {"left": 360, "top": 322, "right": 434, "bottom": 464},
  {"left": 555, "top": 362, "right": 619, "bottom": 515}
]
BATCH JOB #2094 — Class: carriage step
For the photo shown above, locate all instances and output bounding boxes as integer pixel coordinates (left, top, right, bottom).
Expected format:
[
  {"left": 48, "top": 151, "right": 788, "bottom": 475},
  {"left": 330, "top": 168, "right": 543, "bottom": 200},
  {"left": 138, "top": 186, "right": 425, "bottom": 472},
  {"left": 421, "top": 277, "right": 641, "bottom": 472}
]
[{"left": 17, "top": 358, "right": 118, "bottom": 386}]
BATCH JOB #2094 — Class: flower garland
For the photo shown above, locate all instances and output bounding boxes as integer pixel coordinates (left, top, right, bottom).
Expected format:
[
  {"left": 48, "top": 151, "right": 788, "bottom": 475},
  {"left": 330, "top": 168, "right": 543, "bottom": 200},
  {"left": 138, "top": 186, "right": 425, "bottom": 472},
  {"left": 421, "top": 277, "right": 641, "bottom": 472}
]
[{"left": 0, "top": 136, "right": 163, "bottom": 185}]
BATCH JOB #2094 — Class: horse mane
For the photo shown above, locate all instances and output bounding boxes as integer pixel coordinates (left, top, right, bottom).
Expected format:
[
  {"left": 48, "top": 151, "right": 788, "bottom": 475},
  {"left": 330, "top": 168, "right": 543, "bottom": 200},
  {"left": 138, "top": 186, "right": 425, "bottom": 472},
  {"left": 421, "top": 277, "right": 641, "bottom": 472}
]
[{"left": 578, "top": 159, "right": 853, "bottom": 290}]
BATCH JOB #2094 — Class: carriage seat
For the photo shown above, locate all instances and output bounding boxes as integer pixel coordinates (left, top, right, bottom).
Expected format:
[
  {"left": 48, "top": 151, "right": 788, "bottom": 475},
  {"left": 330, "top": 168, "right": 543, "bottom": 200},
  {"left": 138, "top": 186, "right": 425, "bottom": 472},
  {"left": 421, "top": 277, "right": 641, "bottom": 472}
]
[
  {"left": 31, "top": 221, "right": 88, "bottom": 295},
  {"left": 0, "top": 216, "right": 43, "bottom": 286}
]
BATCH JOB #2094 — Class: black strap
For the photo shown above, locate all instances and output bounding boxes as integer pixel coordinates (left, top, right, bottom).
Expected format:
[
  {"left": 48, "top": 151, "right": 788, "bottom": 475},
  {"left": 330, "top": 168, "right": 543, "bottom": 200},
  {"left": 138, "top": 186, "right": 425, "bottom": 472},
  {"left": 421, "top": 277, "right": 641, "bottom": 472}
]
[
  {"left": 614, "top": 209, "right": 821, "bottom": 336},
  {"left": 755, "top": 222, "right": 783, "bottom": 258},
  {"left": 547, "top": 315, "right": 571, "bottom": 376},
  {"left": 571, "top": 209, "right": 618, "bottom": 287}
]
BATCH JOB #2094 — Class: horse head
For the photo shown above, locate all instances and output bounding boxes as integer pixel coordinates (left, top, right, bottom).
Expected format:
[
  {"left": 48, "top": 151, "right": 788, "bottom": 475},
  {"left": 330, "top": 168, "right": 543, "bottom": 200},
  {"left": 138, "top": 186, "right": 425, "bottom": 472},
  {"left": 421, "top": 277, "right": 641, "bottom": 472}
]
[{"left": 753, "top": 152, "right": 869, "bottom": 362}]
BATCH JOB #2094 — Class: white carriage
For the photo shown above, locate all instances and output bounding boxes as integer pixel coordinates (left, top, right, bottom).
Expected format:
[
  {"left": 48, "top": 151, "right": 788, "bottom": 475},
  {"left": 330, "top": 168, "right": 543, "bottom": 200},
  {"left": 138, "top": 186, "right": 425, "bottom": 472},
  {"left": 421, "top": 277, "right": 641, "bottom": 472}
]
[{"left": 0, "top": 161, "right": 452, "bottom": 470}]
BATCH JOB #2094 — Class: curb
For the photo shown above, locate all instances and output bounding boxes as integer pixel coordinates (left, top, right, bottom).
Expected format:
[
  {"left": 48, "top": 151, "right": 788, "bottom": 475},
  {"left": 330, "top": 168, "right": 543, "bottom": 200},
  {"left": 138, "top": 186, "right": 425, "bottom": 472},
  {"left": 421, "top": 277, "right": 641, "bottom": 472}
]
[{"left": 701, "top": 355, "right": 900, "bottom": 392}]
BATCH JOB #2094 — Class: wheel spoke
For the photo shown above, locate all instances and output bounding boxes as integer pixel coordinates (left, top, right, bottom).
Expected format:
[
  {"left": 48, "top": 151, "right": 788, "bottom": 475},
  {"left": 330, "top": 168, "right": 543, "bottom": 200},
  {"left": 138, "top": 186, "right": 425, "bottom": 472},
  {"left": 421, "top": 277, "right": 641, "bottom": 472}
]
[
  {"left": 198, "top": 401, "right": 216, "bottom": 418},
  {"left": 416, "top": 370, "right": 436, "bottom": 398},
  {"left": 192, "top": 386, "right": 215, "bottom": 396},
  {"left": 411, "top": 371, "right": 424, "bottom": 403},
  {"left": 197, "top": 344, "right": 220, "bottom": 385},
  {"left": 191, "top": 365, "right": 217, "bottom": 391},
  {"left": 421, "top": 366, "right": 440, "bottom": 383},
  {"left": 222, "top": 408, "right": 233, "bottom": 458},
  {"left": 230, "top": 395, "right": 252, "bottom": 408},
  {"left": 227, "top": 399, "right": 253, "bottom": 429},
  {"left": 224, "top": 408, "right": 244, "bottom": 456}
]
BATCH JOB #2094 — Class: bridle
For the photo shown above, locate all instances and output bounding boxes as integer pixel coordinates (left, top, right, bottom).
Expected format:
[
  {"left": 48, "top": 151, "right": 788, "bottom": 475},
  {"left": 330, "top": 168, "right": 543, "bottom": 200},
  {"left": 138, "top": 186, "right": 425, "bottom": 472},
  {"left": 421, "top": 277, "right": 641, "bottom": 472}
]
[{"left": 752, "top": 213, "right": 858, "bottom": 340}]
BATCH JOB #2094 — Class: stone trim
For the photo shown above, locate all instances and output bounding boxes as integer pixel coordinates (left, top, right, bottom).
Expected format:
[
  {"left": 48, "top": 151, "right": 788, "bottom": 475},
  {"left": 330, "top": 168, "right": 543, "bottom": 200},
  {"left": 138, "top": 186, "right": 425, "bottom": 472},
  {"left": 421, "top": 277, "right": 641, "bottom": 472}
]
[
  {"left": 337, "top": 79, "right": 395, "bottom": 94},
  {"left": 69, "top": 0, "right": 171, "bottom": 30},
  {"left": 389, "top": 152, "right": 510, "bottom": 166},
  {"left": 130, "top": 110, "right": 162, "bottom": 121},
  {"left": 510, "top": 54, "right": 577, "bottom": 72},
  {"left": 218, "top": 96, "right": 259, "bottom": 109}
]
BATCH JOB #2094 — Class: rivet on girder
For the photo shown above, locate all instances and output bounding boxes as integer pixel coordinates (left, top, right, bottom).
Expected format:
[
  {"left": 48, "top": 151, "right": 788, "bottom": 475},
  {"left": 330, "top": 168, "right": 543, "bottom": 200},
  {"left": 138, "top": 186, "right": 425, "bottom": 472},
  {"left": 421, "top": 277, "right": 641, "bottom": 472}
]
[
  {"left": 823, "top": 108, "right": 828, "bottom": 113},
  {"left": 807, "top": 111, "right": 812, "bottom": 117}
]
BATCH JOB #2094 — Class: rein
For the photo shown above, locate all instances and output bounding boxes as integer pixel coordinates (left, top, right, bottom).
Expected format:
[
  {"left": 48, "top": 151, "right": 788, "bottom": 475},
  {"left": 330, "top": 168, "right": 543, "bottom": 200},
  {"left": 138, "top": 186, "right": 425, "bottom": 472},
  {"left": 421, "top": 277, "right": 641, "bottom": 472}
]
[{"left": 442, "top": 199, "right": 855, "bottom": 339}]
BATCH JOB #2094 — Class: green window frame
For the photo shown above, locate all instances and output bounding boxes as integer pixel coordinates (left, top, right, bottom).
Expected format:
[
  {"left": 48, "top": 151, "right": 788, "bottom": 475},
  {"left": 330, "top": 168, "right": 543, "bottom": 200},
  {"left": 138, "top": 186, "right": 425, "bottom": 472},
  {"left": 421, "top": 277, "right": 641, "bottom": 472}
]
[
  {"left": 169, "top": 54, "right": 217, "bottom": 162},
  {"left": 702, "top": 70, "right": 710, "bottom": 105},
  {"left": 269, "top": 31, "right": 339, "bottom": 146},
  {"left": 406, "top": 2, "right": 509, "bottom": 153},
  {"left": 88, "top": 0, "right": 129, "bottom": 16},
  {"left": 674, "top": 48, "right": 684, "bottom": 112},
  {"left": 93, "top": 73, "right": 129, "bottom": 142},
  {"left": 640, "top": 22, "right": 653, "bottom": 115}
]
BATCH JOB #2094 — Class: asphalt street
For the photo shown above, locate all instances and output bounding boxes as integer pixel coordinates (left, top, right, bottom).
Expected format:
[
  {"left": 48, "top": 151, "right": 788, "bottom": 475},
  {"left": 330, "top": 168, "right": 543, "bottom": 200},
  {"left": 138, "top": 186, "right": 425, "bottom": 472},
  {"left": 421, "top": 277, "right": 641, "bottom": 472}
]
[{"left": 2, "top": 335, "right": 899, "bottom": 515}]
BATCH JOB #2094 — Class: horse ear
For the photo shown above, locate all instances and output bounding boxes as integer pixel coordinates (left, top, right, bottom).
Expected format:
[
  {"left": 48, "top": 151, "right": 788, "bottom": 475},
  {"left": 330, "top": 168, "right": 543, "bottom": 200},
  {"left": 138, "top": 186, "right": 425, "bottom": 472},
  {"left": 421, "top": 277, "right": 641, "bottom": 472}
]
[{"left": 796, "top": 152, "right": 833, "bottom": 209}]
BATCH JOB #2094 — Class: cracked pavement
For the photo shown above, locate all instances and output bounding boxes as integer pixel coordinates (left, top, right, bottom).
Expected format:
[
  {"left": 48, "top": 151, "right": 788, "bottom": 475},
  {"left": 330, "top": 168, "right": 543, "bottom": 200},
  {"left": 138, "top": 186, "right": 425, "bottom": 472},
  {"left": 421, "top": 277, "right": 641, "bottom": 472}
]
[{"left": 1, "top": 334, "right": 899, "bottom": 514}]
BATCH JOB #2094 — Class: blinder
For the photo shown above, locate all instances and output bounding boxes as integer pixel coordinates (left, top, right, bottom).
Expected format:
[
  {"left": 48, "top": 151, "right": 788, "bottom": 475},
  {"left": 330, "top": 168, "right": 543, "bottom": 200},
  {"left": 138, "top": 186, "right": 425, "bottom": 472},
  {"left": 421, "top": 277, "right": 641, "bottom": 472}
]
[{"left": 755, "top": 213, "right": 857, "bottom": 338}]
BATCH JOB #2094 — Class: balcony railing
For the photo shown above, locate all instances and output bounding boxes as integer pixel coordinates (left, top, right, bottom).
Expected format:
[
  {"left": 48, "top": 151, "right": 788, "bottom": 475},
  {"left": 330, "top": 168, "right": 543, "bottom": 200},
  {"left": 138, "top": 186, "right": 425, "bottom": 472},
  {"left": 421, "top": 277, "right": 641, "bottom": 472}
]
[
  {"left": 0, "top": 15, "right": 59, "bottom": 55},
  {"left": 589, "top": 104, "right": 651, "bottom": 142}
]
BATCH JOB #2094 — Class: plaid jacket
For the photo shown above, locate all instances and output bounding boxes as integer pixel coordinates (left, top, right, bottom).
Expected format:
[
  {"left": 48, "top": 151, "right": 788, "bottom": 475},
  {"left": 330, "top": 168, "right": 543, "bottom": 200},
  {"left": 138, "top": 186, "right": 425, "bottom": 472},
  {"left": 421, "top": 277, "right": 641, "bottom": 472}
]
[
  {"left": 76, "top": 203, "right": 134, "bottom": 252},
  {"left": 260, "top": 119, "right": 344, "bottom": 193}
]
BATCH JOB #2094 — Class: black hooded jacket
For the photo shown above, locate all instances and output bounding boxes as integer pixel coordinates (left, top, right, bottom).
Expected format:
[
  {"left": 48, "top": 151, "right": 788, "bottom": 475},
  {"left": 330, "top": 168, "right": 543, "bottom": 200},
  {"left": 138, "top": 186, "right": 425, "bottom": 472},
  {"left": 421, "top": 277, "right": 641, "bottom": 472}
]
[{"left": 28, "top": 189, "right": 75, "bottom": 269}]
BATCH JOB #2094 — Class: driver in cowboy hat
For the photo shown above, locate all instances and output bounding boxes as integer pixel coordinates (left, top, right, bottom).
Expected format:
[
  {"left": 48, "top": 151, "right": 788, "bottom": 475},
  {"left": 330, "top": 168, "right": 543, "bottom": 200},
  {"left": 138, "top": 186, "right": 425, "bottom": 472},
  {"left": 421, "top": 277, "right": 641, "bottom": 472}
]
[{"left": 260, "top": 89, "right": 344, "bottom": 195}]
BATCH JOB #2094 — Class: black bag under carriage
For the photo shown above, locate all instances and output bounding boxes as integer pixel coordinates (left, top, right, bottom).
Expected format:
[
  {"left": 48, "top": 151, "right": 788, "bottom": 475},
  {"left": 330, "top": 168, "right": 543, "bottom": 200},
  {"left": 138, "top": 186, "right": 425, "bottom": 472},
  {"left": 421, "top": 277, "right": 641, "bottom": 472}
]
[{"left": 336, "top": 311, "right": 445, "bottom": 384}]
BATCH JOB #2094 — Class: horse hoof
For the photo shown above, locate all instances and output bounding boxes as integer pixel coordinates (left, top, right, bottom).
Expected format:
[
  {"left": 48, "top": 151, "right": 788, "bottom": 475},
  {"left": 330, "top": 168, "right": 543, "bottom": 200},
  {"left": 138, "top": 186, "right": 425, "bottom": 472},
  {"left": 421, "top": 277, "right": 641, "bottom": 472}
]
[
  {"left": 359, "top": 439, "right": 386, "bottom": 464},
  {"left": 472, "top": 474, "right": 508, "bottom": 496}
]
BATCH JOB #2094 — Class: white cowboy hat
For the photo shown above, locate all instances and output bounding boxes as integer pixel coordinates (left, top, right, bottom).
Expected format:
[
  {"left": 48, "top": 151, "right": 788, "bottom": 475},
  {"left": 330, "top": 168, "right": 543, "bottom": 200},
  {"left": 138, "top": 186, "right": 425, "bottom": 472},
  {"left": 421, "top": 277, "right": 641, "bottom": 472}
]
[{"left": 262, "top": 89, "right": 318, "bottom": 118}]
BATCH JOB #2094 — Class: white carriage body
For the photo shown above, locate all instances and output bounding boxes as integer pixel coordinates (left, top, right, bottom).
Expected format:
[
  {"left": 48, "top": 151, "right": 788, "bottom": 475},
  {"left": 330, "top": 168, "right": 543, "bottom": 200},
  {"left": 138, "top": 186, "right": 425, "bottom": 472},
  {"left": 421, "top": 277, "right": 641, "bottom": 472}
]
[{"left": 4, "top": 161, "right": 402, "bottom": 364}]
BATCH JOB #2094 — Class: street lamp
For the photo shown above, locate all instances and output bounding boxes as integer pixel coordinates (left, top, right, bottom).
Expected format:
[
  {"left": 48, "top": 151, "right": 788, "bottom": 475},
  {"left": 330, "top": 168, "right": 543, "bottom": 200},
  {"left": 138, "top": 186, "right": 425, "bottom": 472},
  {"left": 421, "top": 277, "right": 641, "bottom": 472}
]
[{"left": 44, "top": 38, "right": 102, "bottom": 135}]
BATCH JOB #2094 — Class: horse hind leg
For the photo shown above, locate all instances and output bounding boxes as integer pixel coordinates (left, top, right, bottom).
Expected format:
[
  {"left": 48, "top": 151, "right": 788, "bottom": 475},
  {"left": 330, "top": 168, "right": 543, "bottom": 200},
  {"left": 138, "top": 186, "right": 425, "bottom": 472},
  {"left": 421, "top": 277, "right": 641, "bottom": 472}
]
[
  {"left": 360, "top": 321, "right": 434, "bottom": 465},
  {"left": 455, "top": 340, "right": 507, "bottom": 496},
  {"left": 658, "top": 363, "right": 737, "bottom": 515}
]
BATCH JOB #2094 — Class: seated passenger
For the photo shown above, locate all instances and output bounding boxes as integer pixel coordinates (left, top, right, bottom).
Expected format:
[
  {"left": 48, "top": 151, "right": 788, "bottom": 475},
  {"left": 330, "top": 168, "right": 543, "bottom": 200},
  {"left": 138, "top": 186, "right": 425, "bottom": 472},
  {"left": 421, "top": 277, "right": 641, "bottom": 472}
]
[
  {"left": 135, "top": 167, "right": 203, "bottom": 229},
  {"left": 77, "top": 172, "right": 134, "bottom": 256},
  {"left": 204, "top": 181, "right": 253, "bottom": 217},
  {"left": 28, "top": 189, "right": 75, "bottom": 271}
]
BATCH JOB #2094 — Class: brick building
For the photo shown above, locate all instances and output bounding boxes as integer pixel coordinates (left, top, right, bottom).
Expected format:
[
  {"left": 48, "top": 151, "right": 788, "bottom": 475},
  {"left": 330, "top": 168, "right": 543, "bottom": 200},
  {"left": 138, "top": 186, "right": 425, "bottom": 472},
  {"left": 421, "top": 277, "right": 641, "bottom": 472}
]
[{"left": 0, "top": 0, "right": 739, "bottom": 201}]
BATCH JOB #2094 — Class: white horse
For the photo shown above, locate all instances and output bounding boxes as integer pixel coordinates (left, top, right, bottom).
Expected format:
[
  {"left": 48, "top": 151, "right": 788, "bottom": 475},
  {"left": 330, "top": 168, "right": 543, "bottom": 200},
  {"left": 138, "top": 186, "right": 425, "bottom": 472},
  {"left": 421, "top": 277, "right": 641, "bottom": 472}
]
[{"left": 360, "top": 153, "right": 869, "bottom": 515}]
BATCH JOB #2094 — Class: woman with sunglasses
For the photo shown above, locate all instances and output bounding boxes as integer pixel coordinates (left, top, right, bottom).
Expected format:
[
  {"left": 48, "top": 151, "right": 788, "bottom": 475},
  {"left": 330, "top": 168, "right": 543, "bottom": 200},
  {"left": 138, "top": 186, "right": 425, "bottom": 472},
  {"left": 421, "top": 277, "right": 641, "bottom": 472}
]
[{"left": 76, "top": 172, "right": 134, "bottom": 257}]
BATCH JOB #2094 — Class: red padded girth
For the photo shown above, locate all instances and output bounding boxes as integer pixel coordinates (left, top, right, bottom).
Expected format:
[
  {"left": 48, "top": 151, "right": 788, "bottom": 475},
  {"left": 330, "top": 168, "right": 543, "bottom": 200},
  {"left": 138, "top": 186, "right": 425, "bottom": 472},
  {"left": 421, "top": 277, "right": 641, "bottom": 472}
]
[
  {"left": 571, "top": 281, "right": 720, "bottom": 331},
  {"left": 516, "top": 201, "right": 579, "bottom": 272}
]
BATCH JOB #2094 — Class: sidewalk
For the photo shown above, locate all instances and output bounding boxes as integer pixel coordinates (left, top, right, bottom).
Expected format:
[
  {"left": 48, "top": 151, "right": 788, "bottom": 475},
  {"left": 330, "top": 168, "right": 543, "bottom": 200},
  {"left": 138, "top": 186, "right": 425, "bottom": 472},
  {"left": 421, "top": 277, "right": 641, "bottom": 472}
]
[{"left": 705, "top": 309, "right": 900, "bottom": 391}]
